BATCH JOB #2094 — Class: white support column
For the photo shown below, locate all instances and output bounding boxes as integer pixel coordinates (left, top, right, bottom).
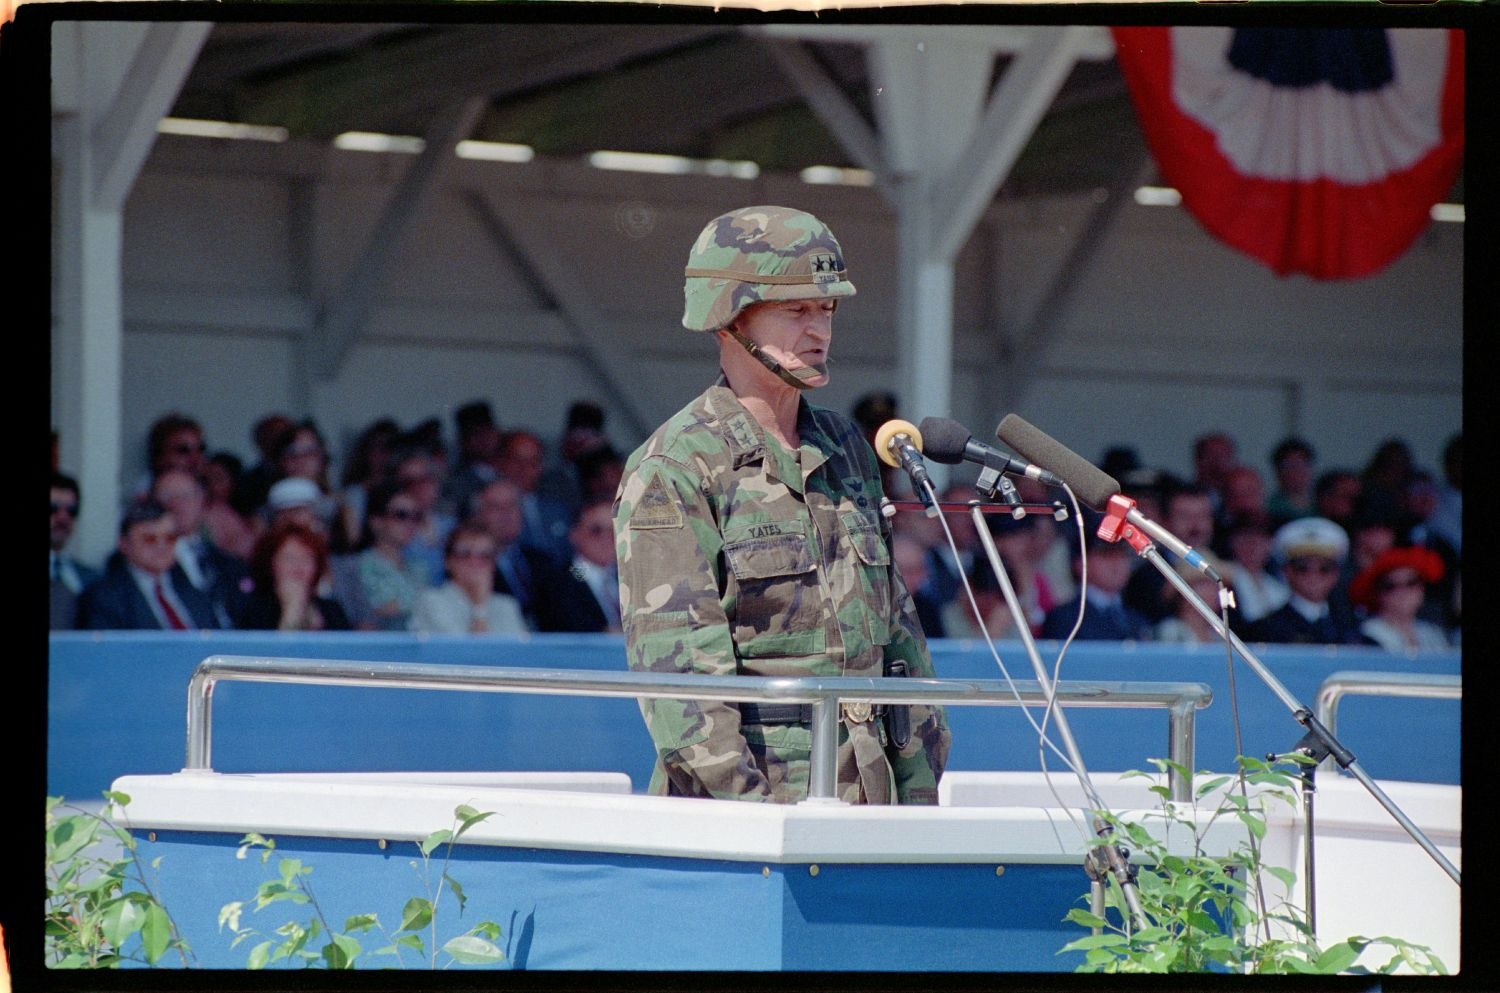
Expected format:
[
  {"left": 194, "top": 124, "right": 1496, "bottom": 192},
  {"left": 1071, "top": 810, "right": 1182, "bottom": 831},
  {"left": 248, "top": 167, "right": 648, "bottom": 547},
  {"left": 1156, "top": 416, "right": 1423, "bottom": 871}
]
[
  {"left": 55, "top": 112, "right": 125, "bottom": 566},
  {"left": 51, "top": 22, "right": 213, "bottom": 564}
]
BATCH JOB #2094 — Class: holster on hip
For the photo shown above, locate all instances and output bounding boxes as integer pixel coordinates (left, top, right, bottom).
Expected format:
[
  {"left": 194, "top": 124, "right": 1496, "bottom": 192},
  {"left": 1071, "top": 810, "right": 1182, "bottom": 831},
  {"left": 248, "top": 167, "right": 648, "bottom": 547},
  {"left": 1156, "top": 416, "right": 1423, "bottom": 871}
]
[{"left": 883, "top": 658, "right": 911, "bottom": 750}]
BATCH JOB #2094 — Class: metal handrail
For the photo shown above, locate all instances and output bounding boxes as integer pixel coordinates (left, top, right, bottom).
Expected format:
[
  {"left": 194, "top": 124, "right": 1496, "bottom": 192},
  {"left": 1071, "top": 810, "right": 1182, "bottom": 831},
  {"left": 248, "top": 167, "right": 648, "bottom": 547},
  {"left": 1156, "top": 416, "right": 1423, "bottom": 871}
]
[
  {"left": 1314, "top": 670, "right": 1461, "bottom": 773},
  {"left": 184, "top": 655, "right": 1213, "bottom": 802}
]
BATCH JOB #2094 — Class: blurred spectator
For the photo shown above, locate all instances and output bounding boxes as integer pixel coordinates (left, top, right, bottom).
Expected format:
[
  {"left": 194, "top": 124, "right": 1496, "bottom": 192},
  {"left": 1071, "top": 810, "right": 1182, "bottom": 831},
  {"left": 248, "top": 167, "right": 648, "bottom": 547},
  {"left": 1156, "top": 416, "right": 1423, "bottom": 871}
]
[
  {"left": 1041, "top": 528, "right": 1152, "bottom": 642},
  {"left": 1247, "top": 517, "right": 1361, "bottom": 645},
  {"left": 336, "top": 480, "right": 430, "bottom": 631},
  {"left": 1313, "top": 469, "right": 1362, "bottom": 533},
  {"left": 50, "top": 471, "right": 100, "bottom": 630},
  {"left": 973, "top": 513, "right": 1058, "bottom": 639},
  {"left": 471, "top": 477, "right": 551, "bottom": 629},
  {"left": 1122, "top": 482, "right": 1215, "bottom": 626},
  {"left": 1154, "top": 554, "right": 1236, "bottom": 646},
  {"left": 538, "top": 400, "right": 610, "bottom": 512},
  {"left": 392, "top": 445, "right": 458, "bottom": 587},
  {"left": 404, "top": 418, "right": 452, "bottom": 497},
  {"left": 531, "top": 496, "right": 621, "bottom": 633},
  {"left": 1214, "top": 465, "right": 1268, "bottom": 549},
  {"left": 1191, "top": 431, "right": 1239, "bottom": 514},
  {"left": 267, "top": 419, "right": 341, "bottom": 535},
  {"left": 497, "top": 428, "right": 574, "bottom": 565},
  {"left": 264, "top": 477, "right": 328, "bottom": 536},
  {"left": 1422, "top": 433, "right": 1461, "bottom": 557},
  {"left": 851, "top": 391, "right": 901, "bottom": 495},
  {"left": 1349, "top": 546, "right": 1450, "bottom": 653},
  {"left": 77, "top": 499, "right": 219, "bottom": 630},
  {"left": 239, "top": 412, "right": 296, "bottom": 514},
  {"left": 443, "top": 401, "right": 503, "bottom": 523},
  {"left": 919, "top": 482, "right": 983, "bottom": 616},
  {"left": 237, "top": 519, "right": 351, "bottom": 631},
  {"left": 202, "top": 451, "right": 260, "bottom": 561},
  {"left": 151, "top": 468, "right": 250, "bottom": 628},
  {"left": 334, "top": 416, "right": 401, "bottom": 554},
  {"left": 893, "top": 533, "right": 946, "bottom": 638},
  {"left": 1099, "top": 445, "right": 1142, "bottom": 485},
  {"left": 575, "top": 444, "right": 626, "bottom": 504},
  {"left": 131, "top": 412, "right": 208, "bottom": 502},
  {"left": 1266, "top": 436, "right": 1317, "bottom": 527},
  {"left": 410, "top": 520, "right": 527, "bottom": 635},
  {"left": 1359, "top": 438, "right": 1419, "bottom": 528},
  {"left": 1220, "top": 510, "right": 1288, "bottom": 625}
]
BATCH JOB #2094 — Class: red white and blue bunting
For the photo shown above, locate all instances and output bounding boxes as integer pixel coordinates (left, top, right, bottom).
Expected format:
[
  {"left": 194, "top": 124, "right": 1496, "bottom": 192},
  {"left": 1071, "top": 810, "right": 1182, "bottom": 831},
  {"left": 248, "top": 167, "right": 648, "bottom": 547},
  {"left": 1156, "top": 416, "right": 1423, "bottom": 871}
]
[{"left": 1111, "top": 26, "right": 1464, "bottom": 280}]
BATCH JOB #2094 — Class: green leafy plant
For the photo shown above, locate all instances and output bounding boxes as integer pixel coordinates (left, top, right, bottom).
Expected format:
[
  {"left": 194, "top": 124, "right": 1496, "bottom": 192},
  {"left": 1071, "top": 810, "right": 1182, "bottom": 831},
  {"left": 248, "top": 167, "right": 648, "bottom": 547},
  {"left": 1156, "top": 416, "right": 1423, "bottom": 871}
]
[
  {"left": 218, "top": 803, "right": 505, "bottom": 969},
  {"left": 45, "top": 792, "right": 193, "bottom": 968},
  {"left": 1060, "top": 756, "right": 1447, "bottom": 975}
]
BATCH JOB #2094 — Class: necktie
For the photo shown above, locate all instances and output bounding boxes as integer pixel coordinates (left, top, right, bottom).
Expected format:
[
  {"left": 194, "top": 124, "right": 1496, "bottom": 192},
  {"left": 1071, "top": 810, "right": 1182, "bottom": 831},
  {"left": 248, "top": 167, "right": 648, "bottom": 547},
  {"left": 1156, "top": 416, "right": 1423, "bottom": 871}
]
[{"left": 155, "top": 579, "right": 189, "bottom": 630}]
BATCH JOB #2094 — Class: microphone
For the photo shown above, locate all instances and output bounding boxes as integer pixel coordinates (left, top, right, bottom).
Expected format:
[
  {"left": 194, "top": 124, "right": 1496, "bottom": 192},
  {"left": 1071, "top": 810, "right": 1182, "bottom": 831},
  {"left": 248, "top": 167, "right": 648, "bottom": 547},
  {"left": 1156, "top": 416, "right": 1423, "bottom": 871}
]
[
  {"left": 873, "top": 419, "right": 938, "bottom": 516},
  {"left": 918, "top": 416, "right": 1066, "bottom": 488},
  {"left": 994, "top": 414, "right": 1121, "bottom": 512},
  {"left": 997, "top": 414, "right": 1221, "bottom": 582}
]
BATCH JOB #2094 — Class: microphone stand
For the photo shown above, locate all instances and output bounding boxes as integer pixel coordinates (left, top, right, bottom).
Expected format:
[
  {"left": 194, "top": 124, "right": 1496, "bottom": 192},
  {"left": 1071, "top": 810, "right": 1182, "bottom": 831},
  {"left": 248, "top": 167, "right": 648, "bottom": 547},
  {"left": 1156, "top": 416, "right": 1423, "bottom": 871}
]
[
  {"left": 1097, "top": 494, "right": 1461, "bottom": 889},
  {"left": 947, "top": 488, "right": 1150, "bottom": 931}
]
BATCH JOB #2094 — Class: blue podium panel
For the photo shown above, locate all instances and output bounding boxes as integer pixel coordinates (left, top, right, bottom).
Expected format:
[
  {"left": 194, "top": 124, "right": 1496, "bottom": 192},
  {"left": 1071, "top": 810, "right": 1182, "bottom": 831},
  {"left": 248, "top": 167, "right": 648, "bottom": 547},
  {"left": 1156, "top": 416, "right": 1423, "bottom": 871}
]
[{"left": 130, "top": 829, "right": 1088, "bottom": 972}]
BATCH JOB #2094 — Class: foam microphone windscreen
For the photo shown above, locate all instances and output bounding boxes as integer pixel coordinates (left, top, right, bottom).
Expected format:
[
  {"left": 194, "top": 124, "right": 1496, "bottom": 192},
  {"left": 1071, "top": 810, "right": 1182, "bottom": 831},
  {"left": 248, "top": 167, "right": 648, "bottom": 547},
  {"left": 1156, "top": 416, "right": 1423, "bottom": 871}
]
[
  {"left": 916, "top": 417, "right": 971, "bottom": 465},
  {"left": 873, "top": 419, "right": 923, "bottom": 470},
  {"left": 995, "top": 414, "right": 1120, "bottom": 510}
]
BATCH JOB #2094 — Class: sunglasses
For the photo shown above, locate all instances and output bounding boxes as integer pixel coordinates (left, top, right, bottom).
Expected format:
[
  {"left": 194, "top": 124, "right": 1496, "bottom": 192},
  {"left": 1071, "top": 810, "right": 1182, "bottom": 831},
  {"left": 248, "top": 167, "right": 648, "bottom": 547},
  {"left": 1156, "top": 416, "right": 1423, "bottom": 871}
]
[
  {"left": 51, "top": 501, "right": 79, "bottom": 516},
  {"left": 1287, "top": 558, "right": 1340, "bottom": 575},
  {"left": 388, "top": 508, "right": 424, "bottom": 523}
]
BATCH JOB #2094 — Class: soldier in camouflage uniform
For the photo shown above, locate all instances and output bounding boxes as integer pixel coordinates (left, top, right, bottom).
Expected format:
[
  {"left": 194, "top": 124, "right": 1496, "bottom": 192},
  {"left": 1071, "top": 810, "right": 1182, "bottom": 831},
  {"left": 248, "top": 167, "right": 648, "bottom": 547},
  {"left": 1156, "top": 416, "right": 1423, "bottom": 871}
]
[{"left": 614, "top": 205, "right": 952, "bottom": 805}]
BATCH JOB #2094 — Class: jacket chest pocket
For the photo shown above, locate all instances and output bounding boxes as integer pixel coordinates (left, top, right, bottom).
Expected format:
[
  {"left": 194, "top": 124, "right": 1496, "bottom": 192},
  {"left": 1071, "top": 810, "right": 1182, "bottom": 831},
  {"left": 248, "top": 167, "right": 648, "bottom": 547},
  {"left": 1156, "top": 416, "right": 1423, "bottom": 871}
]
[
  {"left": 723, "top": 523, "right": 824, "bottom": 657},
  {"left": 842, "top": 511, "right": 893, "bottom": 647}
]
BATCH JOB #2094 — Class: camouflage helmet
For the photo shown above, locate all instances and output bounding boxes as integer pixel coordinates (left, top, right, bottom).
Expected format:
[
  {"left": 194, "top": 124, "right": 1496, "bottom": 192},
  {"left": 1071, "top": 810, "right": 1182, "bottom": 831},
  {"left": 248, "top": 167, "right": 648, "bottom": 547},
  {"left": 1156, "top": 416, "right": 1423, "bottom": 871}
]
[{"left": 682, "top": 205, "right": 856, "bottom": 332}]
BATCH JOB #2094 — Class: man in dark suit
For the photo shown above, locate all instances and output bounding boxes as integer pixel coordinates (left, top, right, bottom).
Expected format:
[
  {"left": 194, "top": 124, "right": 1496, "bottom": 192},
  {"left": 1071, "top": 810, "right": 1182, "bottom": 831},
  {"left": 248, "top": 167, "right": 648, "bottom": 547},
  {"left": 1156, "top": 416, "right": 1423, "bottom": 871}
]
[
  {"left": 152, "top": 468, "right": 250, "bottom": 628},
  {"left": 1247, "top": 517, "right": 1363, "bottom": 645},
  {"left": 1041, "top": 528, "right": 1153, "bottom": 642},
  {"left": 77, "top": 499, "right": 220, "bottom": 631},
  {"left": 50, "top": 471, "right": 101, "bottom": 629},
  {"left": 532, "top": 496, "right": 620, "bottom": 634},
  {"left": 472, "top": 477, "right": 555, "bottom": 631}
]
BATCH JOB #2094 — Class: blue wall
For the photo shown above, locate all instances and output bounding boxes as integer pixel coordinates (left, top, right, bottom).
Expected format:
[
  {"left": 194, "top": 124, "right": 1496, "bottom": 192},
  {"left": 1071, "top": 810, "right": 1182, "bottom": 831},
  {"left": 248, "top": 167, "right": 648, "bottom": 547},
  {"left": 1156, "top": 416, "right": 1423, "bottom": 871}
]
[{"left": 48, "top": 632, "right": 1461, "bottom": 802}]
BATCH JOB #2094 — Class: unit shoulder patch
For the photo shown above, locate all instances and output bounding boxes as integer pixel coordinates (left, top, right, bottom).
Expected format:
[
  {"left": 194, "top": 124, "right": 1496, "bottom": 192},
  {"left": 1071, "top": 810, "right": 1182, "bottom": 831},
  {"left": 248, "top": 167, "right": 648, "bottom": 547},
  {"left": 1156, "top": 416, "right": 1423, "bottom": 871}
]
[{"left": 629, "top": 474, "right": 685, "bottom": 529}]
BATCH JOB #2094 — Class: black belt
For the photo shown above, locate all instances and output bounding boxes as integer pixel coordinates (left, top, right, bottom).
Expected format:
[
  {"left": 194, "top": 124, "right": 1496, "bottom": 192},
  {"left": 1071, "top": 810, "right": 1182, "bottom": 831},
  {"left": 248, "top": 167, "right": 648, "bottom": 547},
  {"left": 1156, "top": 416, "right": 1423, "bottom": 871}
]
[
  {"left": 738, "top": 702, "right": 890, "bottom": 725},
  {"left": 738, "top": 703, "right": 814, "bottom": 726}
]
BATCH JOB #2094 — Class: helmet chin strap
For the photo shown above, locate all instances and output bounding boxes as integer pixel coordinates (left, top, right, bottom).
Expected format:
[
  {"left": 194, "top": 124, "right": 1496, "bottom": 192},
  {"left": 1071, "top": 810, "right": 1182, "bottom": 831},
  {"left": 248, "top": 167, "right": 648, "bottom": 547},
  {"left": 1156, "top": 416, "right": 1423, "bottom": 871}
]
[{"left": 725, "top": 327, "right": 827, "bottom": 390}]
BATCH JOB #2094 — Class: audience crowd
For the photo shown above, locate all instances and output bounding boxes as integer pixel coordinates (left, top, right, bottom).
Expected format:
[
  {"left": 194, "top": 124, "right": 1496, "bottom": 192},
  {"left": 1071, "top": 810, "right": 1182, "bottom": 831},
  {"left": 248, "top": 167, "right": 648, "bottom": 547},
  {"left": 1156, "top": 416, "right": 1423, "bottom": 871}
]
[{"left": 50, "top": 396, "right": 1461, "bottom": 657}]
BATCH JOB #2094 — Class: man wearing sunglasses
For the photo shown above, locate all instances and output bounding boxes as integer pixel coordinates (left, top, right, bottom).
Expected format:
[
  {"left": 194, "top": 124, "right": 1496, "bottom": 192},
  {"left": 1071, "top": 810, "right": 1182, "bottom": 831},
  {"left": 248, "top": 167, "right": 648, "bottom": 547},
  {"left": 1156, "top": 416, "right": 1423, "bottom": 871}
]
[
  {"left": 50, "top": 471, "right": 100, "bottom": 629},
  {"left": 1247, "top": 516, "right": 1362, "bottom": 645}
]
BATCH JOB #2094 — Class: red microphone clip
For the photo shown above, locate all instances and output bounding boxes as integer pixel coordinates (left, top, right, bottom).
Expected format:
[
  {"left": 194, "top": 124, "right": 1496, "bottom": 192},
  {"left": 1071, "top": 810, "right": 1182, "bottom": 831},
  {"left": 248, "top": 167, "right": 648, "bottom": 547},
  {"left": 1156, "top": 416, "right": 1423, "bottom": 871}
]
[{"left": 1098, "top": 494, "right": 1153, "bottom": 555}]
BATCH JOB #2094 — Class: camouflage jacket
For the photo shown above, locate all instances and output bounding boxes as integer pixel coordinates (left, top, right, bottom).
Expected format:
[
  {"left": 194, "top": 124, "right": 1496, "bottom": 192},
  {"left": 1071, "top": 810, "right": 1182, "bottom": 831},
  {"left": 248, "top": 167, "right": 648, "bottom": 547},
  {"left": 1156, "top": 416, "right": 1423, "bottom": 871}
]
[{"left": 614, "top": 379, "right": 951, "bottom": 804}]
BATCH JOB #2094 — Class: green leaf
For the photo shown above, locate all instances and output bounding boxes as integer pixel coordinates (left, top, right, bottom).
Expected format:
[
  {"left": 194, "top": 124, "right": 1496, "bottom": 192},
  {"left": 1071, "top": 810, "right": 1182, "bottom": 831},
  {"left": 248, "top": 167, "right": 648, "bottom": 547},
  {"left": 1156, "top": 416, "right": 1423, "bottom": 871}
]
[
  {"left": 399, "top": 896, "right": 434, "bottom": 932},
  {"left": 277, "top": 857, "right": 305, "bottom": 885},
  {"left": 100, "top": 895, "right": 146, "bottom": 948},
  {"left": 443, "top": 934, "right": 505, "bottom": 964},
  {"left": 49, "top": 817, "right": 101, "bottom": 864},
  {"left": 1315, "top": 940, "right": 1361, "bottom": 974},
  {"left": 1060, "top": 933, "right": 1129, "bottom": 952},
  {"left": 1264, "top": 865, "right": 1298, "bottom": 890},
  {"left": 444, "top": 872, "right": 467, "bottom": 914},
  {"left": 454, "top": 808, "right": 495, "bottom": 838},
  {"left": 141, "top": 903, "right": 172, "bottom": 964},
  {"left": 472, "top": 921, "right": 503, "bottom": 941},
  {"left": 1195, "top": 775, "right": 1232, "bottom": 798},
  {"left": 247, "top": 939, "right": 273, "bottom": 970},
  {"left": 102, "top": 789, "right": 133, "bottom": 807},
  {"left": 420, "top": 829, "right": 452, "bottom": 857},
  {"left": 218, "top": 901, "right": 243, "bottom": 933},
  {"left": 323, "top": 933, "right": 361, "bottom": 969},
  {"left": 344, "top": 913, "right": 379, "bottom": 933},
  {"left": 1063, "top": 908, "right": 1108, "bottom": 928}
]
